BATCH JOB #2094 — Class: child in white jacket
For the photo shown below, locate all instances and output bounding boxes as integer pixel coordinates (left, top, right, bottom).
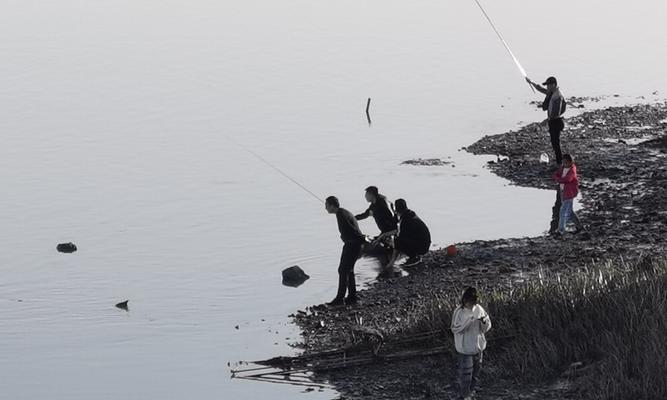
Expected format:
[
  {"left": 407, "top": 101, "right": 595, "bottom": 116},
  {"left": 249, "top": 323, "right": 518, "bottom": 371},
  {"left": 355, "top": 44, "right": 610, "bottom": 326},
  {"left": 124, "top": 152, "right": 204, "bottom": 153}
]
[{"left": 451, "top": 287, "right": 491, "bottom": 400}]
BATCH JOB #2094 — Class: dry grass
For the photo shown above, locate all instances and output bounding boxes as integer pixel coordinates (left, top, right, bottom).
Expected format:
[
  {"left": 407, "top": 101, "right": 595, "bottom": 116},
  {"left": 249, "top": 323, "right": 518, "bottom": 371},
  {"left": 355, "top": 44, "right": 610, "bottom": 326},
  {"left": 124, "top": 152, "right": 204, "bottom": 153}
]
[{"left": 400, "top": 256, "right": 667, "bottom": 400}]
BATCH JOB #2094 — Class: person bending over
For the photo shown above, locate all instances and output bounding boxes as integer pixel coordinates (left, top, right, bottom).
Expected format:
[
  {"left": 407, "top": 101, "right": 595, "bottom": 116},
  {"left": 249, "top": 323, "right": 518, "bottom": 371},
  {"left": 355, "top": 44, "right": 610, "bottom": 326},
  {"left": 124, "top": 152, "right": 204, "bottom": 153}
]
[
  {"left": 355, "top": 185, "right": 397, "bottom": 236},
  {"left": 325, "top": 196, "right": 365, "bottom": 306}
]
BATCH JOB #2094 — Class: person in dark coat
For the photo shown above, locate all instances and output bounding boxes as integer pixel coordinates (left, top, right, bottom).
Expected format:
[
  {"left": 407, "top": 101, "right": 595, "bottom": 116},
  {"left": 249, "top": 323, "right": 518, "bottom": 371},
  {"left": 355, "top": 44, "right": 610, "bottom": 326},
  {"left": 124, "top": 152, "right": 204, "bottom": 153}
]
[
  {"left": 385, "top": 198, "right": 431, "bottom": 270},
  {"left": 355, "top": 186, "right": 397, "bottom": 235},
  {"left": 325, "top": 196, "right": 365, "bottom": 306}
]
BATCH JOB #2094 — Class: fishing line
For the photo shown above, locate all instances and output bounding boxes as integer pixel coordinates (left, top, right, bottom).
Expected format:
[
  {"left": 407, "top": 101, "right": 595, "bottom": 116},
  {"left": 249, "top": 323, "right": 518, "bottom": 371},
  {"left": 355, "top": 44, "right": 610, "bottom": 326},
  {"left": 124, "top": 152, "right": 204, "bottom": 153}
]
[
  {"left": 472, "top": 0, "right": 535, "bottom": 93},
  {"left": 226, "top": 135, "right": 324, "bottom": 203}
]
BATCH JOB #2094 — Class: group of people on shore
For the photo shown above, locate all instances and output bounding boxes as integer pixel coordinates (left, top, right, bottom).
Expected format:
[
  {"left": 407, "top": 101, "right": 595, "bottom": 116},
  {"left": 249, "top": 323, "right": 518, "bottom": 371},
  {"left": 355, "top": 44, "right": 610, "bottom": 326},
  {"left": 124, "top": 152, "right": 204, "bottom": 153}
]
[
  {"left": 321, "top": 76, "right": 582, "bottom": 399},
  {"left": 450, "top": 77, "right": 584, "bottom": 399},
  {"left": 324, "top": 75, "right": 582, "bottom": 303},
  {"left": 323, "top": 186, "right": 431, "bottom": 306}
]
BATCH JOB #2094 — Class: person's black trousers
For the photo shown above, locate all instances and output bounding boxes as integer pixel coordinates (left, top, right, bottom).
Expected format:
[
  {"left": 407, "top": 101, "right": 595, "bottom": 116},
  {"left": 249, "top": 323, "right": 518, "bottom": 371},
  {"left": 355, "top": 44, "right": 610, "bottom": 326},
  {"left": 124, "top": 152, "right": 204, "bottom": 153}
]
[
  {"left": 548, "top": 118, "right": 564, "bottom": 164},
  {"left": 335, "top": 242, "right": 362, "bottom": 300},
  {"left": 395, "top": 237, "right": 429, "bottom": 258}
]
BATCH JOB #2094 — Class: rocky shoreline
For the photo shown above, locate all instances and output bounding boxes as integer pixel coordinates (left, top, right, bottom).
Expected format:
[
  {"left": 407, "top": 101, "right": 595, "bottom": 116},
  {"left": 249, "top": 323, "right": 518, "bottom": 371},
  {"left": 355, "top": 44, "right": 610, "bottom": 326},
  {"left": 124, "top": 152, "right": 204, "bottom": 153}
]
[{"left": 291, "top": 102, "right": 667, "bottom": 399}]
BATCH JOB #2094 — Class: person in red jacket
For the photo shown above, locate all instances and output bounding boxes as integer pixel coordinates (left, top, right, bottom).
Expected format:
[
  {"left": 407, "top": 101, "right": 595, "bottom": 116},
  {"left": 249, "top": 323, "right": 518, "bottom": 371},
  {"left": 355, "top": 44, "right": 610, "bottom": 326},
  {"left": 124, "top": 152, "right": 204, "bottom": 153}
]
[{"left": 552, "top": 154, "right": 583, "bottom": 235}]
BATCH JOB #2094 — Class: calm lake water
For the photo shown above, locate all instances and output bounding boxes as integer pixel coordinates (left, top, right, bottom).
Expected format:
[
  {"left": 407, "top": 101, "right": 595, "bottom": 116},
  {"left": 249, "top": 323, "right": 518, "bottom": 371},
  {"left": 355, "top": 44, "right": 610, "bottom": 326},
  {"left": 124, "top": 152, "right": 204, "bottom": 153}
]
[{"left": 2, "top": 1, "right": 666, "bottom": 399}]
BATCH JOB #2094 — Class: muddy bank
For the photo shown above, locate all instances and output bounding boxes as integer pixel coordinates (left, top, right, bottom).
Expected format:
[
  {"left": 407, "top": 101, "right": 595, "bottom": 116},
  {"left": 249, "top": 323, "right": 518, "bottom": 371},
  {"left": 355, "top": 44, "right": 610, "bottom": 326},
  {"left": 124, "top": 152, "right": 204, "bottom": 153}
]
[{"left": 291, "top": 103, "right": 667, "bottom": 399}]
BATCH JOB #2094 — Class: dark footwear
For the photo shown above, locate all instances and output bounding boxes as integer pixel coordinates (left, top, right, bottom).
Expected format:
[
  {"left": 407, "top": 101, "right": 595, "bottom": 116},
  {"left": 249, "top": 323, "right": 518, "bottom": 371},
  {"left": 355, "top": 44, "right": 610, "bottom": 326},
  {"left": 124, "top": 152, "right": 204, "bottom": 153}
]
[
  {"left": 403, "top": 256, "right": 422, "bottom": 267},
  {"left": 344, "top": 296, "right": 358, "bottom": 305},
  {"left": 326, "top": 297, "right": 344, "bottom": 307}
]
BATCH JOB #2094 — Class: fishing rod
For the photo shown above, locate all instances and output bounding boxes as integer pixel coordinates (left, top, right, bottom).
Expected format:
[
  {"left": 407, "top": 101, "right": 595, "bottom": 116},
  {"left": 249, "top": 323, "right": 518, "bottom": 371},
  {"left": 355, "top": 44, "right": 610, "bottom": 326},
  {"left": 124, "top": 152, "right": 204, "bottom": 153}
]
[
  {"left": 226, "top": 135, "right": 324, "bottom": 203},
  {"left": 472, "top": 0, "right": 535, "bottom": 93}
]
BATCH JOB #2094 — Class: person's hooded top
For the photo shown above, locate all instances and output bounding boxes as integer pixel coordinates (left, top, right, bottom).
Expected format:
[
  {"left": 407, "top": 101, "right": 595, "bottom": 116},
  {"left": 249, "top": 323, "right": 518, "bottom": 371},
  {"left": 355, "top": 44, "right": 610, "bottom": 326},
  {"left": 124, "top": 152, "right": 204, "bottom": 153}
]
[
  {"left": 355, "top": 195, "right": 397, "bottom": 234},
  {"left": 552, "top": 164, "right": 579, "bottom": 200},
  {"left": 397, "top": 209, "right": 431, "bottom": 248},
  {"left": 451, "top": 304, "right": 492, "bottom": 355}
]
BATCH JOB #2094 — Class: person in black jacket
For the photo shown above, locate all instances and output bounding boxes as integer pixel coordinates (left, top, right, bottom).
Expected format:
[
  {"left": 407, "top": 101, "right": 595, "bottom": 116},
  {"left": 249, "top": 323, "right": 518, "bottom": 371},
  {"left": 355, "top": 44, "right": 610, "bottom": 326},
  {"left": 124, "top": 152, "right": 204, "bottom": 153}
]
[
  {"left": 325, "top": 195, "right": 365, "bottom": 306},
  {"left": 385, "top": 198, "right": 431, "bottom": 270},
  {"left": 355, "top": 186, "right": 397, "bottom": 236}
]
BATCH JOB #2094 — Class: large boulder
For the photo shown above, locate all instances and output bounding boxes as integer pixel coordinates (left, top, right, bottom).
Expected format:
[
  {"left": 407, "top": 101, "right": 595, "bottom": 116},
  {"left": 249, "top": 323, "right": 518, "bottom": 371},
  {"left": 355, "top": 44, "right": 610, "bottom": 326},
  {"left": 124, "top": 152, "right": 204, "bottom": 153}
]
[
  {"left": 57, "top": 242, "right": 77, "bottom": 253},
  {"left": 282, "top": 265, "right": 310, "bottom": 287}
]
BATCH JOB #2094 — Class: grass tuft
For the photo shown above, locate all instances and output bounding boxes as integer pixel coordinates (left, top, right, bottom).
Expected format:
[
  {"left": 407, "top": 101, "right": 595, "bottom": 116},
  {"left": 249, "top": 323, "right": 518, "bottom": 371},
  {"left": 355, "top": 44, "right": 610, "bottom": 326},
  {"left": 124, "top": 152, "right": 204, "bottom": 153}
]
[{"left": 399, "top": 256, "right": 667, "bottom": 399}]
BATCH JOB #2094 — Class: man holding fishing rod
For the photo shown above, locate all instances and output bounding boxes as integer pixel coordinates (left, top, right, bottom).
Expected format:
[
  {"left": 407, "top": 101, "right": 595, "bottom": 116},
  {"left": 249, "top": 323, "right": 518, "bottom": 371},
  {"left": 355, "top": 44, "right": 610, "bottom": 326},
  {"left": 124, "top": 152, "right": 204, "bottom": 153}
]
[
  {"left": 471, "top": 0, "right": 567, "bottom": 165},
  {"left": 526, "top": 76, "right": 567, "bottom": 165}
]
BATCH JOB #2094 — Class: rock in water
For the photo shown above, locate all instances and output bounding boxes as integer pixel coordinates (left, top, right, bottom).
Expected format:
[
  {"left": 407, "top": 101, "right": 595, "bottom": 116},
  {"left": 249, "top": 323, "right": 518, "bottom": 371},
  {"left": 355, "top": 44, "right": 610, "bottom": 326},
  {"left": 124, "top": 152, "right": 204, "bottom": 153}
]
[
  {"left": 282, "top": 265, "right": 310, "bottom": 287},
  {"left": 115, "top": 300, "right": 129, "bottom": 311},
  {"left": 400, "top": 158, "right": 453, "bottom": 167},
  {"left": 57, "top": 242, "right": 77, "bottom": 253}
]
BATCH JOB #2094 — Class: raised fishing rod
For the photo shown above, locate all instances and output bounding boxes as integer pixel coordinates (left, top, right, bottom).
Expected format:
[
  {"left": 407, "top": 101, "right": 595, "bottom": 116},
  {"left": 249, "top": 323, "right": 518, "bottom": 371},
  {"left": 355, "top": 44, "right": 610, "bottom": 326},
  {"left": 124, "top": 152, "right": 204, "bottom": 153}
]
[
  {"left": 226, "top": 135, "right": 324, "bottom": 203},
  {"left": 472, "top": 0, "right": 535, "bottom": 93}
]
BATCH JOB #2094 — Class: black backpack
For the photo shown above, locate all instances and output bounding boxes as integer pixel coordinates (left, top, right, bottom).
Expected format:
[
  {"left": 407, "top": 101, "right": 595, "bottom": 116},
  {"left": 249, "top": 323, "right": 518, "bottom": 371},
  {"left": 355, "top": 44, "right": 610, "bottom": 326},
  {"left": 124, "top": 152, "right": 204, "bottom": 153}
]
[{"left": 559, "top": 97, "right": 567, "bottom": 116}]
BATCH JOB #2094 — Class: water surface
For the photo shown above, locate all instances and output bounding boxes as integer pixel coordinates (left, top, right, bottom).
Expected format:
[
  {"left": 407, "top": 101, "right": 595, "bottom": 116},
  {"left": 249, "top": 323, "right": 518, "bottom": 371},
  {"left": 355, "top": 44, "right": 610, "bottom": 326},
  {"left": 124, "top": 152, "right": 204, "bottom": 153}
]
[{"left": 2, "top": 1, "right": 667, "bottom": 399}]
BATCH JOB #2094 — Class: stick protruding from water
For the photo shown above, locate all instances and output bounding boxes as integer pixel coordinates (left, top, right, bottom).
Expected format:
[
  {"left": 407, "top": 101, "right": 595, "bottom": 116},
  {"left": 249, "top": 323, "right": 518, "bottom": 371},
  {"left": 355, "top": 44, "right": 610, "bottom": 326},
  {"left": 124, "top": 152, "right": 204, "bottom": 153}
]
[{"left": 366, "top": 98, "right": 372, "bottom": 125}]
